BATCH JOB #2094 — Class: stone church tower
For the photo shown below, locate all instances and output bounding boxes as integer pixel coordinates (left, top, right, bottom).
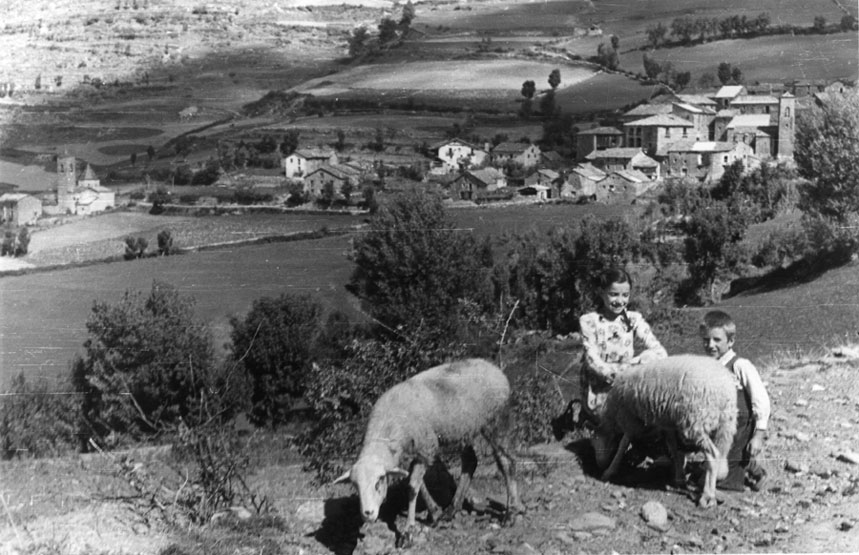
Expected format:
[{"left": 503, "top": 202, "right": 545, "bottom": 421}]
[
  {"left": 57, "top": 154, "right": 77, "bottom": 213},
  {"left": 777, "top": 92, "right": 795, "bottom": 160}
]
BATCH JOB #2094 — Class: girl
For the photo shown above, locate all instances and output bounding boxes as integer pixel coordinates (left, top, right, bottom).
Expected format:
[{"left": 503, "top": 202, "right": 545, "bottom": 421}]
[{"left": 579, "top": 267, "right": 667, "bottom": 415}]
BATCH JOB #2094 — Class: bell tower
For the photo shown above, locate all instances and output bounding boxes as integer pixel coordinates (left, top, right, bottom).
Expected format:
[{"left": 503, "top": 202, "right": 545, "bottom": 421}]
[
  {"left": 57, "top": 153, "right": 77, "bottom": 212},
  {"left": 777, "top": 92, "right": 795, "bottom": 160}
]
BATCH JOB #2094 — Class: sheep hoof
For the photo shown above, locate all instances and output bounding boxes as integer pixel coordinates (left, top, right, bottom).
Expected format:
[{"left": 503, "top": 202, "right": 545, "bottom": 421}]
[
  {"left": 439, "top": 506, "right": 459, "bottom": 522},
  {"left": 502, "top": 507, "right": 525, "bottom": 527},
  {"left": 698, "top": 495, "right": 717, "bottom": 509},
  {"left": 396, "top": 530, "right": 414, "bottom": 549}
]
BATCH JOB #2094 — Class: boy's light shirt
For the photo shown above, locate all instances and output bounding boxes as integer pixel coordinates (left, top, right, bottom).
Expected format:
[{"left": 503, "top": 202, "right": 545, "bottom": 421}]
[{"left": 718, "top": 349, "right": 771, "bottom": 431}]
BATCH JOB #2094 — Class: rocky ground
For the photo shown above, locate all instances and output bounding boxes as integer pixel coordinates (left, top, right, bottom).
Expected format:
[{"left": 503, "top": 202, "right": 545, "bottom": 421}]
[{"left": 2, "top": 346, "right": 859, "bottom": 555}]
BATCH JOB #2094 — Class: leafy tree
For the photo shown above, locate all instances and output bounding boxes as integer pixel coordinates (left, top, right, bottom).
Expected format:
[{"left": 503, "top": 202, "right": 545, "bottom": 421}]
[
  {"left": 670, "top": 16, "right": 695, "bottom": 44},
  {"left": 14, "top": 228, "right": 29, "bottom": 257},
  {"left": 191, "top": 160, "right": 220, "bottom": 185},
  {"left": 335, "top": 128, "right": 346, "bottom": 151},
  {"left": 130, "top": 152, "right": 137, "bottom": 166},
  {"left": 521, "top": 80, "right": 536, "bottom": 99},
  {"left": 147, "top": 144, "right": 155, "bottom": 162},
  {"left": 548, "top": 68, "right": 561, "bottom": 90},
  {"left": 813, "top": 16, "right": 826, "bottom": 33},
  {"left": 596, "top": 43, "right": 618, "bottom": 70},
  {"left": 754, "top": 12, "right": 771, "bottom": 33},
  {"left": 682, "top": 201, "right": 748, "bottom": 303},
  {"left": 378, "top": 17, "right": 399, "bottom": 44},
  {"left": 348, "top": 191, "right": 494, "bottom": 334},
  {"left": 841, "top": 14, "right": 856, "bottom": 31},
  {"left": 796, "top": 96, "right": 859, "bottom": 222},
  {"left": 610, "top": 34, "right": 619, "bottom": 51},
  {"left": 348, "top": 26, "right": 370, "bottom": 57},
  {"left": 400, "top": 0, "right": 415, "bottom": 27},
  {"left": 229, "top": 294, "right": 324, "bottom": 428},
  {"left": 673, "top": 70, "right": 691, "bottom": 90},
  {"left": 645, "top": 22, "right": 667, "bottom": 47},
  {"left": 280, "top": 130, "right": 300, "bottom": 156},
  {"left": 75, "top": 281, "right": 215, "bottom": 441},
  {"left": 157, "top": 229, "right": 174, "bottom": 256},
  {"left": 717, "top": 62, "right": 733, "bottom": 85},
  {"left": 539, "top": 90, "right": 557, "bottom": 118},
  {"left": 730, "top": 66, "right": 744, "bottom": 85},
  {"left": 643, "top": 52, "right": 661, "bottom": 80},
  {"left": 124, "top": 236, "right": 148, "bottom": 259}
]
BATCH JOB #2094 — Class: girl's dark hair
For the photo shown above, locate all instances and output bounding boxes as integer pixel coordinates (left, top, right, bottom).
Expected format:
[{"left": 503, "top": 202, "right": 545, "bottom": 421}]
[{"left": 596, "top": 267, "right": 632, "bottom": 290}]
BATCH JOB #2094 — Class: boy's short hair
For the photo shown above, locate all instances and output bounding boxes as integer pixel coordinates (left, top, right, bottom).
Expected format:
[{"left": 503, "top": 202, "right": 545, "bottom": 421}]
[
  {"left": 700, "top": 310, "right": 737, "bottom": 339},
  {"left": 596, "top": 267, "right": 632, "bottom": 290}
]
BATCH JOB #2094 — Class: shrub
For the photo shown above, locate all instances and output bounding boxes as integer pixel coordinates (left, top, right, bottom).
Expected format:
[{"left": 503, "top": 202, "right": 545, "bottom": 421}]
[
  {"left": 124, "top": 236, "right": 148, "bottom": 259},
  {"left": 74, "top": 281, "right": 216, "bottom": 443},
  {"left": 0, "top": 373, "right": 80, "bottom": 459},
  {"left": 228, "top": 294, "right": 324, "bottom": 428},
  {"left": 157, "top": 229, "right": 175, "bottom": 255}
]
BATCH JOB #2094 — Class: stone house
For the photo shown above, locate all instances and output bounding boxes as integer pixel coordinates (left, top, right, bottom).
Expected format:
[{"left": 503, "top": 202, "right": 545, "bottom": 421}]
[
  {"left": 586, "top": 148, "right": 660, "bottom": 179},
  {"left": 624, "top": 113, "right": 696, "bottom": 158},
  {"left": 283, "top": 148, "right": 338, "bottom": 179},
  {"left": 599, "top": 169, "right": 655, "bottom": 203},
  {"left": 490, "top": 142, "right": 541, "bottom": 169},
  {"left": 713, "top": 85, "right": 746, "bottom": 109},
  {"left": 0, "top": 193, "right": 42, "bottom": 225},
  {"left": 566, "top": 163, "right": 607, "bottom": 201},
  {"left": 449, "top": 168, "right": 506, "bottom": 201},
  {"left": 665, "top": 141, "right": 754, "bottom": 182},
  {"left": 303, "top": 164, "right": 361, "bottom": 198}
]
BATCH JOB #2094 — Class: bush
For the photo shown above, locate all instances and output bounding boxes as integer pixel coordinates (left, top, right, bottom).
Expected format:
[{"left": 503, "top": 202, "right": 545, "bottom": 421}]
[
  {"left": 1, "top": 373, "right": 80, "bottom": 459},
  {"left": 228, "top": 294, "right": 324, "bottom": 428},
  {"left": 74, "top": 281, "right": 216, "bottom": 443},
  {"left": 124, "top": 236, "right": 148, "bottom": 259}
]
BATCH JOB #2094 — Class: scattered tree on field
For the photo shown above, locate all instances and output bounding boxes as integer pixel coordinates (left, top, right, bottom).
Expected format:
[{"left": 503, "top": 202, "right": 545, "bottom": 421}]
[
  {"left": 280, "top": 130, "right": 300, "bottom": 156},
  {"left": 147, "top": 144, "right": 155, "bottom": 162},
  {"left": 157, "top": 229, "right": 174, "bottom": 256},
  {"left": 378, "top": 17, "right": 399, "bottom": 44},
  {"left": 348, "top": 26, "right": 369, "bottom": 57},
  {"left": 730, "top": 66, "right": 744, "bottom": 85},
  {"left": 841, "top": 15, "right": 857, "bottom": 31},
  {"left": 520, "top": 80, "right": 536, "bottom": 118},
  {"left": 670, "top": 16, "right": 695, "bottom": 44},
  {"left": 610, "top": 34, "right": 619, "bottom": 51},
  {"left": 646, "top": 22, "right": 667, "bottom": 47},
  {"left": 643, "top": 52, "right": 661, "bottom": 80},
  {"left": 124, "top": 236, "right": 148, "bottom": 259},
  {"left": 335, "top": 128, "right": 346, "bottom": 151},
  {"left": 717, "top": 62, "right": 734, "bottom": 85},
  {"left": 548, "top": 68, "right": 561, "bottom": 90},
  {"left": 596, "top": 42, "right": 618, "bottom": 70},
  {"left": 813, "top": 16, "right": 826, "bottom": 33},
  {"left": 673, "top": 71, "right": 691, "bottom": 90},
  {"left": 400, "top": 0, "right": 415, "bottom": 27}
]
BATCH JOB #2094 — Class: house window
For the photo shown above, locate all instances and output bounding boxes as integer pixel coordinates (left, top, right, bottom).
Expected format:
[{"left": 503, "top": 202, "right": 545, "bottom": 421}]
[
  {"left": 665, "top": 127, "right": 671, "bottom": 138},
  {"left": 682, "top": 128, "right": 688, "bottom": 137},
  {"left": 723, "top": 155, "right": 728, "bottom": 163}
]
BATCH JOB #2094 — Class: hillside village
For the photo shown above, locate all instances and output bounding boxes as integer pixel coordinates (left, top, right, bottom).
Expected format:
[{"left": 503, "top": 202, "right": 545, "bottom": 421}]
[{"left": 1, "top": 77, "right": 854, "bottom": 227}]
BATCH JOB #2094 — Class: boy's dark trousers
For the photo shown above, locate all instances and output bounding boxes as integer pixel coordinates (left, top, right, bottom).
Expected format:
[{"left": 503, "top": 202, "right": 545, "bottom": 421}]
[{"left": 719, "top": 386, "right": 764, "bottom": 491}]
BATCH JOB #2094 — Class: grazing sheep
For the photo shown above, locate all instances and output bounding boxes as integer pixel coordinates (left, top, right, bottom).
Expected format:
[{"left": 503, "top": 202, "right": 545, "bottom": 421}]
[
  {"left": 581, "top": 355, "right": 737, "bottom": 508},
  {"left": 334, "top": 358, "right": 524, "bottom": 546}
]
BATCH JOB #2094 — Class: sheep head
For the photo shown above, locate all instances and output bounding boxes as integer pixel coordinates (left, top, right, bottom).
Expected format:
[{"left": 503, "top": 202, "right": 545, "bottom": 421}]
[{"left": 333, "top": 455, "right": 408, "bottom": 522}]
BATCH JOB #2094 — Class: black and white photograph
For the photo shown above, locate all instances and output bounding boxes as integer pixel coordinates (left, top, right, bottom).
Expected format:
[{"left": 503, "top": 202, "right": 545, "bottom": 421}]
[{"left": 1, "top": 0, "right": 858, "bottom": 553}]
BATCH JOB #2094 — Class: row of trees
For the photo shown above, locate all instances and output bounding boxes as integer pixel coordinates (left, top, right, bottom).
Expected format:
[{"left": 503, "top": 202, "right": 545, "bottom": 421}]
[{"left": 648, "top": 13, "right": 856, "bottom": 49}]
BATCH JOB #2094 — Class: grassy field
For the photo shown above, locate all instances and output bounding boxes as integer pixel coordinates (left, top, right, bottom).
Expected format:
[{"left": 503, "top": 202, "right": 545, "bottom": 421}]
[{"left": 620, "top": 32, "right": 859, "bottom": 84}]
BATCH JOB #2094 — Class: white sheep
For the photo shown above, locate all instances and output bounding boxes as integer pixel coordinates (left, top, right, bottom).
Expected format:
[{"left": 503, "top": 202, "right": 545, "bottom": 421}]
[
  {"left": 583, "top": 354, "right": 737, "bottom": 508},
  {"left": 334, "top": 358, "right": 524, "bottom": 546}
]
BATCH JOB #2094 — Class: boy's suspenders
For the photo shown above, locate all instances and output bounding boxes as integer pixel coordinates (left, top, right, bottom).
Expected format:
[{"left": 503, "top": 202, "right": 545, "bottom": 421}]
[{"left": 725, "top": 354, "right": 754, "bottom": 421}]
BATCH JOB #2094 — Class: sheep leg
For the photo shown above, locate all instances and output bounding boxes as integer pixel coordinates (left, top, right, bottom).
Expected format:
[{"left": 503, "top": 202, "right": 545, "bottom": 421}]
[
  {"left": 419, "top": 482, "right": 443, "bottom": 523},
  {"left": 483, "top": 432, "right": 525, "bottom": 523},
  {"left": 698, "top": 435, "right": 721, "bottom": 508},
  {"left": 664, "top": 431, "right": 686, "bottom": 488},
  {"left": 601, "top": 433, "right": 631, "bottom": 481},
  {"left": 442, "top": 445, "right": 478, "bottom": 521},
  {"left": 397, "top": 461, "right": 428, "bottom": 549}
]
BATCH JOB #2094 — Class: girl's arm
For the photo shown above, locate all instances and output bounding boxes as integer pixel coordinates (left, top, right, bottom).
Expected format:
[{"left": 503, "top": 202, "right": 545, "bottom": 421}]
[{"left": 630, "top": 314, "right": 668, "bottom": 363}]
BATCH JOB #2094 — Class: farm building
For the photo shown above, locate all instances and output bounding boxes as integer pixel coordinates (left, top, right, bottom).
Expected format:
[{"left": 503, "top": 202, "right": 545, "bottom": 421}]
[
  {"left": 283, "top": 148, "right": 338, "bottom": 179},
  {"left": 0, "top": 193, "right": 42, "bottom": 225},
  {"left": 623, "top": 113, "right": 696, "bottom": 157},
  {"left": 490, "top": 142, "right": 541, "bottom": 169},
  {"left": 575, "top": 126, "right": 624, "bottom": 161},
  {"left": 449, "top": 168, "right": 506, "bottom": 201},
  {"left": 566, "top": 163, "right": 607, "bottom": 201},
  {"left": 303, "top": 164, "right": 361, "bottom": 198},
  {"left": 55, "top": 156, "right": 115, "bottom": 215},
  {"left": 586, "top": 148, "right": 659, "bottom": 179},
  {"left": 599, "top": 169, "right": 655, "bottom": 204}
]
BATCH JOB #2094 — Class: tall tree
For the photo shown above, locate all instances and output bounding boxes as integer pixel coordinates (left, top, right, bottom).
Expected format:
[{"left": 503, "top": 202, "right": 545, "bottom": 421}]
[
  {"left": 378, "top": 17, "right": 399, "bottom": 44},
  {"left": 548, "top": 68, "right": 561, "bottom": 90},
  {"left": 645, "top": 22, "right": 667, "bottom": 47},
  {"left": 348, "top": 26, "right": 369, "bottom": 57},
  {"left": 642, "top": 52, "right": 662, "bottom": 80},
  {"left": 717, "top": 62, "right": 733, "bottom": 85}
]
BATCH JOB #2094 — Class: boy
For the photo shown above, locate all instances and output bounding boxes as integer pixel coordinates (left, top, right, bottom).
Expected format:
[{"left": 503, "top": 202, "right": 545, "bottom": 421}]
[{"left": 700, "top": 310, "right": 770, "bottom": 491}]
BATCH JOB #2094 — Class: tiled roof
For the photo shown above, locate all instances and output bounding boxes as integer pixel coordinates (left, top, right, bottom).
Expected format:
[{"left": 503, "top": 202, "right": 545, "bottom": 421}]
[
  {"left": 622, "top": 104, "right": 673, "bottom": 118},
  {"left": 716, "top": 109, "right": 739, "bottom": 118},
  {"left": 293, "top": 148, "right": 335, "bottom": 159},
  {"left": 431, "top": 138, "right": 479, "bottom": 151},
  {"left": 586, "top": 147, "right": 644, "bottom": 160},
  {"left": 492, "top": 142, "right": 534, "bottom": 155},
  {"left": 613, "top": 169, "right": 650, "bottom": 183},
  {"left": 577, "top": 126, "right": 624, "bottom": 136},
  {"left": 631, "top": 153, "right": 660, "bottom": 167},
  {"left": 731, "top": 95, "right": 779, "bottom": 105},
  {"left": 0, "top": 193, "right": 34, "bottom": 203},
  {"left": 624, "top": 114, "right": 695, "bottom": 127},
  {"left": 572, "top": 163, "right": 607, "bottom": 181},
  {"left": 726, "top": 114, "right": 772, "bottom": 129},
  {"left": 673, "top": 94, "right": 717, "bottom": 106},
  {"left": 715, "top": 86, "right": 745, "bottom": 98}
]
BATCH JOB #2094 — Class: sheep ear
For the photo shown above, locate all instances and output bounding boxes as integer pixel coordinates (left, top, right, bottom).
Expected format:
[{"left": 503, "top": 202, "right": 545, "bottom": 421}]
[
  {"left": 386, "top": 468, "right": 409, "bottom": 479},
  {"left": 332, "top": 470, "right": 351, "bottom": 485}
]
